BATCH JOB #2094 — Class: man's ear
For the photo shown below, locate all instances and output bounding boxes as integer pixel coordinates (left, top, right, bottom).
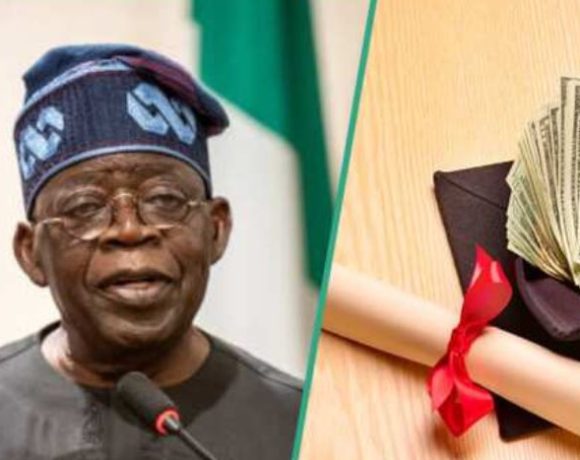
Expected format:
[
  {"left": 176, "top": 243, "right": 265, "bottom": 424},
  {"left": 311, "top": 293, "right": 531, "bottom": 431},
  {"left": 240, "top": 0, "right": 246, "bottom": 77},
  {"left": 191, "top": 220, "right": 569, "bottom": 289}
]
[
  {"left": 208, "top": 198, "right": 232, "bottom": 264},
  {"left": 13, "top": 222, "right": 47, "bottom": 287}
]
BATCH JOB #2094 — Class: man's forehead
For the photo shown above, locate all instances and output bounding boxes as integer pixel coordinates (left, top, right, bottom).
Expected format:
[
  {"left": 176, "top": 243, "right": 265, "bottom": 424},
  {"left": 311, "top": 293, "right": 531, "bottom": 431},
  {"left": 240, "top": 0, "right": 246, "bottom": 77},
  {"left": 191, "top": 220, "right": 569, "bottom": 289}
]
[{"left": 40, "top": 153, "right": 206, "bottom": 193}]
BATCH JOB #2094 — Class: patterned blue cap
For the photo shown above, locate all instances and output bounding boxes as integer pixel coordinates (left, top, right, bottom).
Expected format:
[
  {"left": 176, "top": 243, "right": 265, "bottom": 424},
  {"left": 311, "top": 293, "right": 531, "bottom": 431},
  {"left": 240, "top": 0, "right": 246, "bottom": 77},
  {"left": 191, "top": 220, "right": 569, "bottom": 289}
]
[{"left": 14, "top": 44, "right": 229, "bottom": 217}]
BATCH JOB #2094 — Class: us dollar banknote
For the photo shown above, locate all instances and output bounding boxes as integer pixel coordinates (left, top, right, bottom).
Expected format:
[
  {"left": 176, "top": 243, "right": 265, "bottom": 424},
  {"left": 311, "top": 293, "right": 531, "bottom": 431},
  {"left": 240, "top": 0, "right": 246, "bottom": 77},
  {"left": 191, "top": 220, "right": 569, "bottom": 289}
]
[{"left": 507, "top": 77, "right": 580, "bottom": 284}]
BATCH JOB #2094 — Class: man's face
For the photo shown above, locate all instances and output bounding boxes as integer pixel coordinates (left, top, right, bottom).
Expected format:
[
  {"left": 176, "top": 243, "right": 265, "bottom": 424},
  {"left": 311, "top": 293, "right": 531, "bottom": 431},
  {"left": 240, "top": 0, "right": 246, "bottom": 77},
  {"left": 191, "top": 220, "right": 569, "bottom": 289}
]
[{"left": 15, "top": 153, "right": 231, "bottom": 357}]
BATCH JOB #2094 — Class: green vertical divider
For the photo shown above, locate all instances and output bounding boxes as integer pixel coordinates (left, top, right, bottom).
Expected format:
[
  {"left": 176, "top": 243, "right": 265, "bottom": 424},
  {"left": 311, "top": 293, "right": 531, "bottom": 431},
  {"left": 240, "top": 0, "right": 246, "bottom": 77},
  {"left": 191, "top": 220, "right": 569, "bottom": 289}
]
[{"left": 290, "top": 0, "right": 379, "bottom": 458}]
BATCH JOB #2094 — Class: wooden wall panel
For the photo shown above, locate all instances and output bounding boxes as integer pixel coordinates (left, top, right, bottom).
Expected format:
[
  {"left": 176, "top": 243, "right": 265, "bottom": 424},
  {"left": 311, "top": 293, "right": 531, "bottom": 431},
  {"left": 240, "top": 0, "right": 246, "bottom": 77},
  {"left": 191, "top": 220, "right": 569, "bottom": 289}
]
[{"left": 301, "top": 1, "right": 580, "bottom": 458}]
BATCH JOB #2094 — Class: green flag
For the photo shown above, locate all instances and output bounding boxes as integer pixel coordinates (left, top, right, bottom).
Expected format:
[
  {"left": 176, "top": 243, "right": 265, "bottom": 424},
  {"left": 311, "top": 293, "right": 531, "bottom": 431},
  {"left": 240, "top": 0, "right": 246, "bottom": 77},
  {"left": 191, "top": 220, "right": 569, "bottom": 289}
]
[{"left": 192, "top": 0, "right": 333, "bottom": 285}]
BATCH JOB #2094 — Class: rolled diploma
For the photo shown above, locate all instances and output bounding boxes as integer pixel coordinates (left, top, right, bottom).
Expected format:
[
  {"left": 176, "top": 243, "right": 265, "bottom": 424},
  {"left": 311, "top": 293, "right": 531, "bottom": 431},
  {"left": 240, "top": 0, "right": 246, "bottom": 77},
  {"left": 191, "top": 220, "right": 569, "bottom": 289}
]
[{"left": 323, "top": 264, "right": 580, "bottom": 436}]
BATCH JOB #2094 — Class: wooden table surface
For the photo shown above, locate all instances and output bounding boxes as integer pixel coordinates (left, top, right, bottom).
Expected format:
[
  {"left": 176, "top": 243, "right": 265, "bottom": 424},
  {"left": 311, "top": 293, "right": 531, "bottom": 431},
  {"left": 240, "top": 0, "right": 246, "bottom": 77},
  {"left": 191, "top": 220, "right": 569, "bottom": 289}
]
[{"left": 299, "top": 0, "right": 580, "bottom": 458}]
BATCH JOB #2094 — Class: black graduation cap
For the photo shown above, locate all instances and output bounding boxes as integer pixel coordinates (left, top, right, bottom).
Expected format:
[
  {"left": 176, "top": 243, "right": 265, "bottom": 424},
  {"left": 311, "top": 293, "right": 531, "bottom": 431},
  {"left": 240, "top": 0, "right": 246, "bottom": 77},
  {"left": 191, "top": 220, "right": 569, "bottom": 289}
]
[{"left": 434, "top": 162, "right": 580, "bottom": 440}]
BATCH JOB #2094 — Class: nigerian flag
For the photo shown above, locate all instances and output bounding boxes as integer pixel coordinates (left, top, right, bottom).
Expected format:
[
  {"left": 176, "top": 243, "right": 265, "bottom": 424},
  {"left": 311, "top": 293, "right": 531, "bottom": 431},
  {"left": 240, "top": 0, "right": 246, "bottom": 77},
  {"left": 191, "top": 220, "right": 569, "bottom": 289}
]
[{"left": 191, "top": 0, "right": 333, "bottom": 377}]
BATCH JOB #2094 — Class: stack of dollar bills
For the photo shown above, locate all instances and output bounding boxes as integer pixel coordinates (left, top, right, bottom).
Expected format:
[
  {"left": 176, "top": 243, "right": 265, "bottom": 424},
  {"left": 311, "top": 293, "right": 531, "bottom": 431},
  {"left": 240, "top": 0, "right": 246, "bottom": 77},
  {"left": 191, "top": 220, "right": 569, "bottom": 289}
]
[{"left": 507, "top": 77, "right": 580, "bottom": 285}]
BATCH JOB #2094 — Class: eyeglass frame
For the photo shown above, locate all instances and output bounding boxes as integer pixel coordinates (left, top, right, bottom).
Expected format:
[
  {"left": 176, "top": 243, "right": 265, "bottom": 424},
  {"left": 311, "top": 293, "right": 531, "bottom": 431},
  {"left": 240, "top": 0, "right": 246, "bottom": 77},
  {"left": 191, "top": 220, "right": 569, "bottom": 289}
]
[{"left": 33, "top": 190, "right": 209, "bottom": 242}]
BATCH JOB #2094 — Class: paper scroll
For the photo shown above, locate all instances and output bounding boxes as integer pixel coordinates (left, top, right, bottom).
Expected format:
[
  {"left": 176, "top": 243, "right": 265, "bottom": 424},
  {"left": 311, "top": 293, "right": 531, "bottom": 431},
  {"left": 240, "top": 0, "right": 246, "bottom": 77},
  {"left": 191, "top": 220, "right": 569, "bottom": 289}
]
[{"left": 323, "top": 265, "right": 580, "bottom": 437}]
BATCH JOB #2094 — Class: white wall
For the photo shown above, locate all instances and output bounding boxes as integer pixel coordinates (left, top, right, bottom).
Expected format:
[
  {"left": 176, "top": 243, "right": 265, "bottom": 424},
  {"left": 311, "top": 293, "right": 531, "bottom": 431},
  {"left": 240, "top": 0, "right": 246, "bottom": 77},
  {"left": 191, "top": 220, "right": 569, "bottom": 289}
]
[{"left": 0, "top": 0, "right": 368, "bottom": 376}]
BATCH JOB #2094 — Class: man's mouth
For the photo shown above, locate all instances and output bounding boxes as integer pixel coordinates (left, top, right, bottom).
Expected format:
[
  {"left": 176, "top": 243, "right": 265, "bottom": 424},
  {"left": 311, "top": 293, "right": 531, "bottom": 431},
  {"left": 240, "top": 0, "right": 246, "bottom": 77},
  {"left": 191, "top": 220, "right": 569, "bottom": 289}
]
[{"left": 97, "top": 269, "right": 173, "bottom": 305}]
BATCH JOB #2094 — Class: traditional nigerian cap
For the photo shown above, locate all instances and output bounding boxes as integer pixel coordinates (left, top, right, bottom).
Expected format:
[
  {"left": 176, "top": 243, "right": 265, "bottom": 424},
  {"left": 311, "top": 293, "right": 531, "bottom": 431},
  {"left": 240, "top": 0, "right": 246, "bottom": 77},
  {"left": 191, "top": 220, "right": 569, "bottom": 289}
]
[{"left": 14, "top": 44, "right": 229, "bottom": 217}]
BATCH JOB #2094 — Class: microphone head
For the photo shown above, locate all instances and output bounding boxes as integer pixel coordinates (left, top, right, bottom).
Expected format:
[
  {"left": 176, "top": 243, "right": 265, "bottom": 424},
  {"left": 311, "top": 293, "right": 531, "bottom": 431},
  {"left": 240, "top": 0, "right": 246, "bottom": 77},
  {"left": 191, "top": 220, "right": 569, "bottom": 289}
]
[{"left": 116, "top": 371, "right": 180, "bottom": 435}]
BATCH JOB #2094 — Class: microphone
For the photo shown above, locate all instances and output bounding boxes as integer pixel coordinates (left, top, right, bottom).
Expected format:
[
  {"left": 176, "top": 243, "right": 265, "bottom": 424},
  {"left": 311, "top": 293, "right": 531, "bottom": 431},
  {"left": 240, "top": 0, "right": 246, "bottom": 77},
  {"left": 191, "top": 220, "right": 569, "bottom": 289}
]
[{"left": 116, "top": 372, "right": 218, "bottom": 460}]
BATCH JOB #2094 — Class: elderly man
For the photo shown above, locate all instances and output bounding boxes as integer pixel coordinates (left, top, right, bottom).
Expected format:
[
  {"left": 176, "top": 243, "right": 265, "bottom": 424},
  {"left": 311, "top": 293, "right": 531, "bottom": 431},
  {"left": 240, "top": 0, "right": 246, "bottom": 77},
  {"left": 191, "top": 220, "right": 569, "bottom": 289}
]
[{"left": 1, "top": 45, "right": 302, "bottom": 459}]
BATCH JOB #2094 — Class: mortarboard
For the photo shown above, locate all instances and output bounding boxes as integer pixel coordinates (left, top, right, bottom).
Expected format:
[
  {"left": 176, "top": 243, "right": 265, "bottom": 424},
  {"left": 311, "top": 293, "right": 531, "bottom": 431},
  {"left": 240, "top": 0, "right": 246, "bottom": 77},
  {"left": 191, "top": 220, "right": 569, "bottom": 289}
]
[{"left": 434, "top": 162, "right": 580, "bottom": 439}]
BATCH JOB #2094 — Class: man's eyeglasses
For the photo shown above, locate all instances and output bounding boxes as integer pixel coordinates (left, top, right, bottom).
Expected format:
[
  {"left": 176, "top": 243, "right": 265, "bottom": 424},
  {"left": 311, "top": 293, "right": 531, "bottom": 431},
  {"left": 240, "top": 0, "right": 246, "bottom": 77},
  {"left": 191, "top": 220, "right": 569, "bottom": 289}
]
[{"left": 35, "top": 189, "right": 207, "bottom": 241}]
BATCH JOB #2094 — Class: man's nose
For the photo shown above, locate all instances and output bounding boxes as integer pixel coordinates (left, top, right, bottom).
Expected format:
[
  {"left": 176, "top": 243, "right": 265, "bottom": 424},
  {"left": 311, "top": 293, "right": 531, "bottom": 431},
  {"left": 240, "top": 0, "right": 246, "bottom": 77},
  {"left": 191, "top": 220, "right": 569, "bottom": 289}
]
[{"left": 98, "top": 197, "right": 161, "bottom": 248}]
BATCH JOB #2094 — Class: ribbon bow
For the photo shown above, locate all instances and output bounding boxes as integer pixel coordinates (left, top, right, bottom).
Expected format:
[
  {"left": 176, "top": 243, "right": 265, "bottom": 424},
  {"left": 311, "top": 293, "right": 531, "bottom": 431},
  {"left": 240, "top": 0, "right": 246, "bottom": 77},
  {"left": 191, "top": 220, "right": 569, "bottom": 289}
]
[{"left": 427, "top": 246, "right": 512, "bottom": 436}]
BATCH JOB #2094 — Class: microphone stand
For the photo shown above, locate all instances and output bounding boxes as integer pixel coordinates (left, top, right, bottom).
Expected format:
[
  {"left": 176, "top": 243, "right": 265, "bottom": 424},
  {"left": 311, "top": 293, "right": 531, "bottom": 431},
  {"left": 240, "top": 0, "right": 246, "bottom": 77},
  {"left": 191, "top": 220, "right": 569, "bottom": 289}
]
[{"left": 163, "top": 416, "right": 219, "bottom": 460}]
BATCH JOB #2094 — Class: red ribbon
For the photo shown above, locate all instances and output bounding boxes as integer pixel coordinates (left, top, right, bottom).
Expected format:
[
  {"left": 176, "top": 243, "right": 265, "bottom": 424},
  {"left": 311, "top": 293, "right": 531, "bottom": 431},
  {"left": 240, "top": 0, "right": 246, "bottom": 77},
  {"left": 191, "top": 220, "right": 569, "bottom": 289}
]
[{"left": 427, "top": 246, "right": 512, "bottom": 436}]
